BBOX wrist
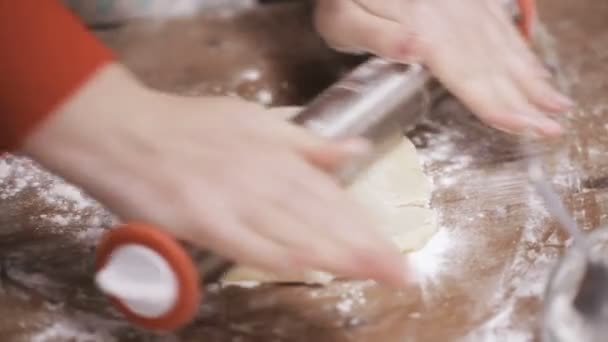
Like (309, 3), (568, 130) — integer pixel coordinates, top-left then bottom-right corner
(22, 62), (153, 182)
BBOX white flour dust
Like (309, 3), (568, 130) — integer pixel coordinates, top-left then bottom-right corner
(75, 227), (108, 244)
(222, 280), (261, 289)
(408, 226), (454, 287)
(43, 183), (95, 211)
(0, 154), (109, 237)
(464, 301), (534, 342)
(28, 310), (150, 342)
(255, 89), (273, 105)
(31, 321), (112, 342)
(240, 68), (261, 82)
(335, 283), (367, 314)
(309, 281), (374, 316)
(413, 125), (475, 189)
(404, 128), (474, 293)
(408, 82), (582, 339)
(462, 160), (577, 341)
(0, 159), (10, 180)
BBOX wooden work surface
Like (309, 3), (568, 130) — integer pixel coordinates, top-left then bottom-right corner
(1, 1), (607, 341)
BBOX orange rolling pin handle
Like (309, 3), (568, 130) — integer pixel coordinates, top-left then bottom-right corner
(96, 222), (201, 331)
(516, 0), (536, 41)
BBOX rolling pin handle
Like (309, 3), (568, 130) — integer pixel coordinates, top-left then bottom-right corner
(95, 223), (201, 331)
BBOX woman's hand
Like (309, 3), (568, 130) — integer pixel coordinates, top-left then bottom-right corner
(23, 63), (409, 287)
(315, 0), (573, 137)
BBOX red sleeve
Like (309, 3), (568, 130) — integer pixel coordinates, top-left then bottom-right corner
(0, 0), (114, 150)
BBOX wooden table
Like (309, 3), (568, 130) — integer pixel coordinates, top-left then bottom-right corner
(1, 1), (607, 340)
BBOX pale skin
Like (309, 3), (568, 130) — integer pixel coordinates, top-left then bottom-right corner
(23, 0), (572, 288)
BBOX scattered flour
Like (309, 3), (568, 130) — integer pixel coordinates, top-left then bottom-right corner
(308, 281), (374, 316)
(0, 159), (11, 181)
(222, 280), (261, 289)
(255, 89), (273, 105)
(408, 226), (454, 287)
(47, 214), (71, 227)
(335, 283), (367, 314)
(31, 321), (111, 342)
(75, 227), (107, 244)
(0, 157), (37, 199)
(409, 90), (580, 339)
(28, 310), (146, 342)
(43, 183), (94, 211)
(462, 172), (572, 340)
(414, 126), (476, 189)
(0, 154), (109, 238)
(7, 269), (58, 289)
(335, 298), (354, 314)
(240, 68), (261, 82)
(464, 302), (534, 342)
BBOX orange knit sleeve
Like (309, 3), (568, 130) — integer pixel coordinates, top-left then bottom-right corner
(0, 0), (114, 150)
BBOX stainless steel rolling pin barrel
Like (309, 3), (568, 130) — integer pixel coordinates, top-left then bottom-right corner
(291, 59), (443, 185)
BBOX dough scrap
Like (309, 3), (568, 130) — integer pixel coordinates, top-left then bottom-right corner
(222, 137), (437, 285)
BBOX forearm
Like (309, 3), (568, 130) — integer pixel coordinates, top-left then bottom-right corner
(0, 0), (114, 151)
(22, 62), (151, 178)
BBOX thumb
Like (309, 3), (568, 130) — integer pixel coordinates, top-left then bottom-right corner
(268, 106), (373, 172)
(287, 124), (372, 172)
(301, 138), (372, 172)
(315, 0), (422, 63)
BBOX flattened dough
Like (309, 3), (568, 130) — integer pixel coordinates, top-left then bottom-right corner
(222, 137), (437, 284)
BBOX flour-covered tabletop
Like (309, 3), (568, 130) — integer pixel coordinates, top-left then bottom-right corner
(1, 1), (608, 341)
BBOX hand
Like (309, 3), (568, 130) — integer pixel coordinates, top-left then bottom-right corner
(315, 0), (573, 137)
(23, 63), (409, 287)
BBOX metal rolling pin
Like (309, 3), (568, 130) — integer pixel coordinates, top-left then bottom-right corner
(292, 59), (443, 185)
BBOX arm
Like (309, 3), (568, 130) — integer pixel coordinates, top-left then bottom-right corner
(0, 1), (409, 287)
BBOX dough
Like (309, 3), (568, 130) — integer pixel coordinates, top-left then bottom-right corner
(222, 137), (437, 285)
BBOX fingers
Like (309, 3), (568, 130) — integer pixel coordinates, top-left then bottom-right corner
(485, 0), (573, 113)
(79, 91), (411, 288)
(420, 0), (571, 137)
(246, 110), (408, 285)
(314, 0), (573, 137)
(448, 71), (561, 136)
(267, 106), (373, 171)
(506, 54), (573, 113)
(268, 119), (371, 172)
(315, 0), (422, 62)
(287, 163), (408, 287)
(240, 153), (409, 287)
(172, 139), (408, 286)
(245, 196), (363, 278)
(300, 138), (371, 172)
